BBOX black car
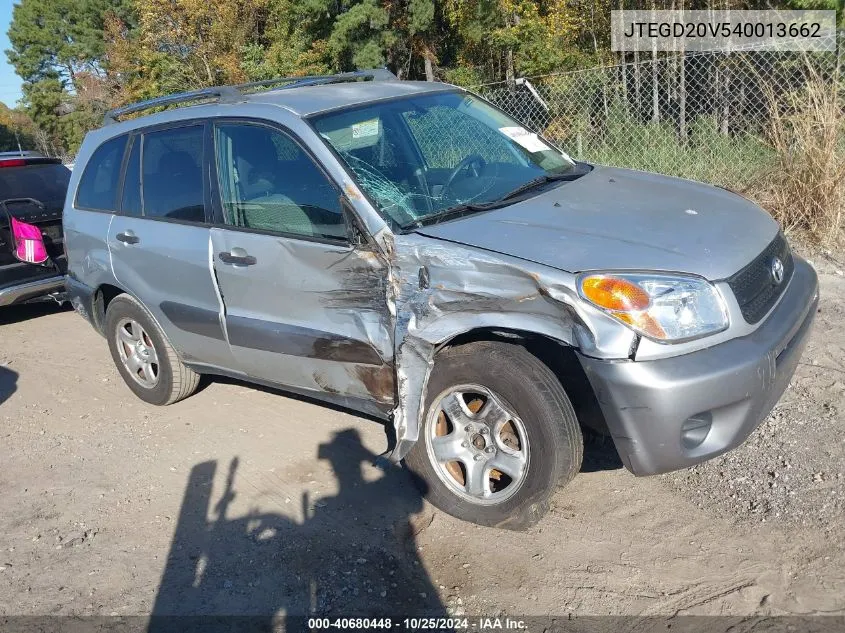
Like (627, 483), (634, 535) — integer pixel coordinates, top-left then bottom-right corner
(0, 155), (70, 306)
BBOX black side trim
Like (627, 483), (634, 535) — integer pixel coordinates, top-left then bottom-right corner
(160, 301), (226, 341)
(227, 315), (384, 366)
(182, 361), (393, 418)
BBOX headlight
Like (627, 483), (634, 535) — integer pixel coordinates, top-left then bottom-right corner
(578, 272), (728, 343)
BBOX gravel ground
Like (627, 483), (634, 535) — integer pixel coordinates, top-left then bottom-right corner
(663, 246), (845, 531)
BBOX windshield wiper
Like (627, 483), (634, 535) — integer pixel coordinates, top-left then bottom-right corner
(411, 200), (500, 228)
(407, 163), (592, 230)
(498, 170), (584, 203)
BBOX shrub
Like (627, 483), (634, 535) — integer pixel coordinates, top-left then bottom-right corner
(754, 64), (844, 245)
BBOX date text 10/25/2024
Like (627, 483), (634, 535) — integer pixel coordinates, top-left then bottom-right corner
(307, 617), (528, 631)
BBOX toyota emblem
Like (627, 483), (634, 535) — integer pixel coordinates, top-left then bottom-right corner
(771, 257), (785, 285)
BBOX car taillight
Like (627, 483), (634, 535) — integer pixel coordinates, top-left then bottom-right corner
(0, 159), (27, 167)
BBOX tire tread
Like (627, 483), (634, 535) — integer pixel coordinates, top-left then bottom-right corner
(405, 340), (583, 530)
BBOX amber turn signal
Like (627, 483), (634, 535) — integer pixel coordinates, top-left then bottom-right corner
(615, 311), (667, 339)
(581, 275), (651, 312)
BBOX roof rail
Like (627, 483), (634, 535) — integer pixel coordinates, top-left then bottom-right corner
(234, 68), (397, 93)
(103, 86), (241, 125)
(102, 68), (397, 125)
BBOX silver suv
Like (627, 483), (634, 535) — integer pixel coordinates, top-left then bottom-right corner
(64, 70), (818, 529)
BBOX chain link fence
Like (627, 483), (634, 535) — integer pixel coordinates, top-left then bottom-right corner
(473, 32), (843, 192)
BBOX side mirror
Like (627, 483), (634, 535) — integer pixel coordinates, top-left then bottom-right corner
(1, 198), (50, 266)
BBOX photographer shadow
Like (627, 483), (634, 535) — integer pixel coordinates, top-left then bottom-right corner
(0, 364), (17, 406)
(149, 428), (446, 631)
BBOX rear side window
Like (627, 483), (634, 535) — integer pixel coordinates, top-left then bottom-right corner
(76, 135), (128, 211)
(0, 163), (71, 210)
(141, 126), (205, 222)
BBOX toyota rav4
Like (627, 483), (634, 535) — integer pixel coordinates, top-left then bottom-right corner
(63, 71), (818, 528)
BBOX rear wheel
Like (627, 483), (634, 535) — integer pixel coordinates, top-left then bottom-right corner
(405, 341), (583, 530)
(104, 294), (199, 405)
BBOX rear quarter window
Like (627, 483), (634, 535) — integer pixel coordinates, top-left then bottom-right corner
(75, 135), (128, 211)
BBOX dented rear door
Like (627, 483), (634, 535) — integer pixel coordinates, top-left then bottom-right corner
(208, 120), (394, 410)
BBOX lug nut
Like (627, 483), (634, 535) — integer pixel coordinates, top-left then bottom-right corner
(461, 441), (469, 448)
(485, 446), (495, 454)
(479, 427), (489, 434)
(473, 454), (483, 461)
(464, 425), (472, 432)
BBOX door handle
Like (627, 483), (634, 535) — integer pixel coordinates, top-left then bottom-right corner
(219, 251), (257, 266)
(116, 231), (139, 245)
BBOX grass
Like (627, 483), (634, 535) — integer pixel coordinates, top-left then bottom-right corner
(542, 114), (777, 191)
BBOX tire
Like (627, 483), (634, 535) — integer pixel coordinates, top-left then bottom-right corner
(104, 293), (200, 406)
(405, 341), (583, 530)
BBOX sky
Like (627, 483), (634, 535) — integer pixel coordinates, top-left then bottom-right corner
(0, 0), (21, 108)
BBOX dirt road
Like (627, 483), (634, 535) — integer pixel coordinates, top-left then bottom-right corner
(0, 254), (843, 624)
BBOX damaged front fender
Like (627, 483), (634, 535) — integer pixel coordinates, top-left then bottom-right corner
(384, 232), (637, 462)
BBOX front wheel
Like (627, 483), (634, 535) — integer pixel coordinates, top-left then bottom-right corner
(405, 341), (583, 530)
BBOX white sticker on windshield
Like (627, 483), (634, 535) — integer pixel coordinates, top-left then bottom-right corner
(352, 118), (381, 139)
(499, 126), (551, 153)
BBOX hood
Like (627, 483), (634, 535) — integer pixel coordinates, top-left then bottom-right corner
(414, 166), (779, 280)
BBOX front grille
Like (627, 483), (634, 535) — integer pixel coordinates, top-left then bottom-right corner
(727, 232), (794, 324)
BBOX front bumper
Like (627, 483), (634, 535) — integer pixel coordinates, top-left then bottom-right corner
(578, 256), (818, 476)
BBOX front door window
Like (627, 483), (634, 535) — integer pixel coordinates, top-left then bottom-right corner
(214, 123), (346, 241)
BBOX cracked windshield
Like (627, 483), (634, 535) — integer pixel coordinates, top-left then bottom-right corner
(312, 91), (577, 227)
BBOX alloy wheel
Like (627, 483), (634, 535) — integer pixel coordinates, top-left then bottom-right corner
(115, 318), (160, 388)
(425, 384), (530, 505)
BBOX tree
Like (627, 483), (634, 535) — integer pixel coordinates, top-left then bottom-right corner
(0, 104), (37, 152)
(785, 0), (844, 28)
(21, 75), (66, 156)
(445, 0), (591, 83)
(6, 0), (135, 156)
(7, 0), (133, 84)
(271, 0), (457, 80)
(325, 0), (393, 69)
(130, 0), (270, 89)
